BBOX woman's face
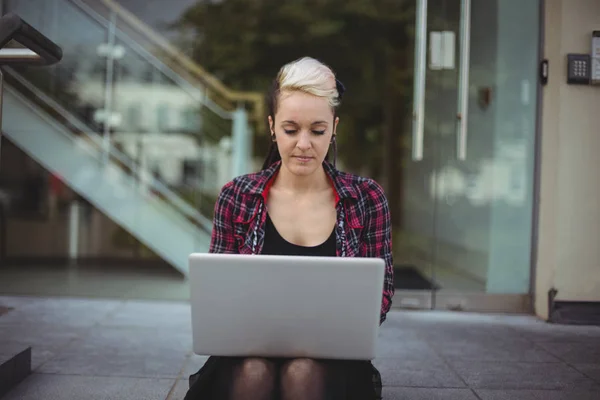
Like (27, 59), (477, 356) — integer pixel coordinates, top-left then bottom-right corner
(269, 90), (339, 177)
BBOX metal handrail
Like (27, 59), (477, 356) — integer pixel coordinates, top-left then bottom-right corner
(67, 0), (233, 121)
(3, 66), (213, 233)
(93, 0), (264, 107)
(0, 13), (62, 66)
(0, 12), (64, 179)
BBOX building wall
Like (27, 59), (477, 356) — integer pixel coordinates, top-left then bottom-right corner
(535, 0), (600, 319)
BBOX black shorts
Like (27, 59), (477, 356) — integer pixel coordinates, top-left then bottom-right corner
(184, 355), (383, 400)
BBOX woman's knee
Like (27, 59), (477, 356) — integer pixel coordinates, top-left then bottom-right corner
(237, 357), (276, 382)
(281, 358), (325, 384)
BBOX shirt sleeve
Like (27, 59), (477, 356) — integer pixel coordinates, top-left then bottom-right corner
(363, 179), (395, 325)
(208, 181), (238, 254)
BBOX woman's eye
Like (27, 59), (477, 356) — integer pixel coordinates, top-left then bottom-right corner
(283, 129), (325, 135)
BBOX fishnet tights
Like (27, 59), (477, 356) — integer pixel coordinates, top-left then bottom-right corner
(224, 358), (327, 400)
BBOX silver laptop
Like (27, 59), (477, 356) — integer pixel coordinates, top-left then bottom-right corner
(188, 253), (385, 360)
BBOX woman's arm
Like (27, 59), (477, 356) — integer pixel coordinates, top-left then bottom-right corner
(208, 181), (238, 254)
(363, 180), (395, 324)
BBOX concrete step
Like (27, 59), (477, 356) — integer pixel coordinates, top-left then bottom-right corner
(0, 307), (32, 398)
(0, 345), (32, 398)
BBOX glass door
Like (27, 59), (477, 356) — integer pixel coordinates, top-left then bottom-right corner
(397, 0), (541, 312)
(394, 0), (459, 309)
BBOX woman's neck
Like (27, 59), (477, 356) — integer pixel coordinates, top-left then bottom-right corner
(274, 163), (330, 194)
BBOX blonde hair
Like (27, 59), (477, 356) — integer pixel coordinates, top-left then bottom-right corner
(275, 57), (340, 109)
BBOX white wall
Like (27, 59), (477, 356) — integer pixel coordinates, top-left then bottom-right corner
(535, 0), (600, 319)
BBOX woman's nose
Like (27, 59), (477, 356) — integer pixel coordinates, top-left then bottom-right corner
(296, 132), (311, 150)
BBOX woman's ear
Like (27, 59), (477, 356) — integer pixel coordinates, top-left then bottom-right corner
(333, 116), (340, 136)
(268, 115), (275, 136)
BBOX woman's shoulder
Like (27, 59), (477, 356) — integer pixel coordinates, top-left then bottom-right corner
(217, 168), (272, 199)
(334, 169), (388, 204)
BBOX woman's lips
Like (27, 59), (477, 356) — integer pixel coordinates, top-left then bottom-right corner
(294, 156), (313, 162)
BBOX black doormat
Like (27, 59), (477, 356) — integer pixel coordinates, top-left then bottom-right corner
(0, 306), (14, 317)
(393, 265), (439, 290)
(550, 301), (600, 326)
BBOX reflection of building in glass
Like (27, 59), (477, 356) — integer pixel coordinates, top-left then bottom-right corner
(72, 80), (203, 134)
(429, 139), (528, 207)
(70, 79), (232, 195)
(110, 133), (233, 195)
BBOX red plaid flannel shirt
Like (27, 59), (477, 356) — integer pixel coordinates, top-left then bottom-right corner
(209, 161), (394, 324)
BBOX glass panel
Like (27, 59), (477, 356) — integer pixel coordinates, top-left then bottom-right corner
(0, 140), (75, 260)
(432, 0), (540, 294)
(422, 0), (471, 293)
(5, 0), (108, 131)
(109, 31), (231, 217)
(2, 0), (228, 222)
(2, 0), (225, 266)
(396, 0), (438, 294)
(1, 0), (539, 300)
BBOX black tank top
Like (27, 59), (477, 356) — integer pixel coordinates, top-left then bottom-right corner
(261, 213), (336, 257)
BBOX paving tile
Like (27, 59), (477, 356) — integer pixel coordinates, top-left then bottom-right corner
(0, 343), (28, 356)
(102, 300), (191, 331)
(29, 346), (59, 370)
(1, 373), (175, 400)
(536, 342), (600, 364)
(124, 279), (190, 302)
(77, 326), (192, 353)
(38, 350), (187, 379)
(0, 324), (85, 348)
(476, 389), (600, 400)
(166, 379), (189, 400)
(376, 337), (443, 362)
(509, 322), (600, 343)
(573, 364), (600, 383)
(0, 342), (63, 370)
(378, 323), (423, 342)
(430, 336), (558, 363)
(37, 329), (190, 379)
(0, 297), (121, 328)
(373, 358), (465, 388)
(382, 387), (479, 399)
(110, 300), (190, 317)
(7, 296), (121, 312)
(34, 326), (190, 378)
(2, 296), (599, 399)
(56, 271), (141, 297)
(419, 324), (522, 342)
(451, 361), (600, 390)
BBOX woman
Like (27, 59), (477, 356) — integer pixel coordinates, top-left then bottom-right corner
(185, 56), (394, 400)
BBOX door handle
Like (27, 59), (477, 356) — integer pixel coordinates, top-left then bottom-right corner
(456, 0), (471, 161)
(412, 0), (428, 161)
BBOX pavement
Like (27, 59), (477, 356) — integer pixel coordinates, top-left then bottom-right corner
(0, 295), (599, 400)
